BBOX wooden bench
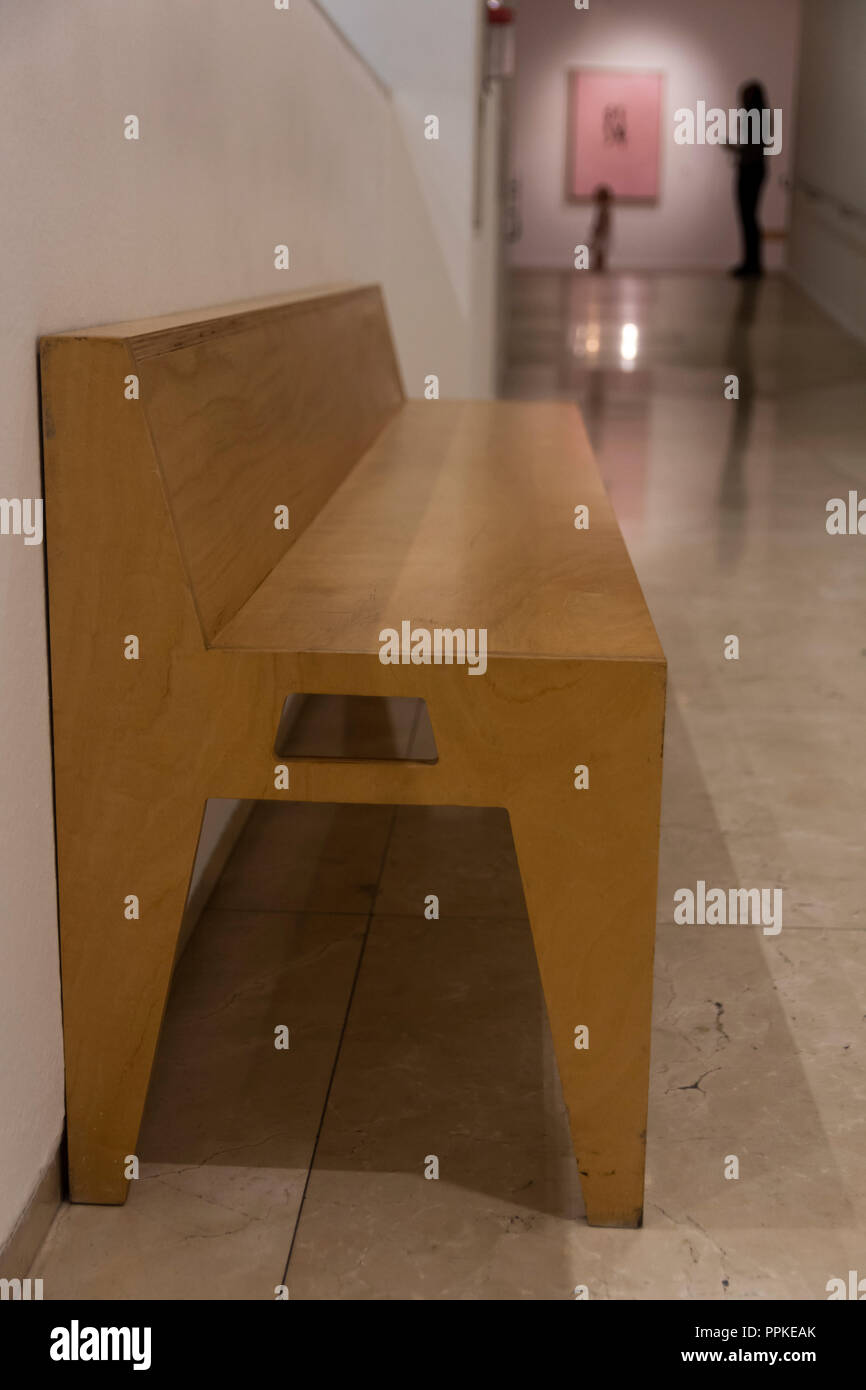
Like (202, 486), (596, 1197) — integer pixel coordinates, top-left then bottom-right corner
(40, 284), (666, 1229)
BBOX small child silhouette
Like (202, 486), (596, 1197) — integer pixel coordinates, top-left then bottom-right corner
(589, 185), (613, 272)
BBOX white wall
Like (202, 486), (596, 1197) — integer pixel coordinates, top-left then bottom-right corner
(318, 0), (479, 304)
(319, 0), (500, 395)
(788, 0), (866, 342)
(0, 0), (477, 1251)
(509, 0), (801, 271)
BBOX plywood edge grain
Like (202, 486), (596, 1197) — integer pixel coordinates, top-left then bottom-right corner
(38, 282), (365, 352)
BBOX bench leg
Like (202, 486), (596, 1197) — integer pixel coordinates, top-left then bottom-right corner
(58, 791), (205, 1204)
(510, 804), (659, 1227)
(506, 675), (664, 1228)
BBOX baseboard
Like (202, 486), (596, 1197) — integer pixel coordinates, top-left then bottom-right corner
(783, 265), (866, 348)
(0, 1142), (63, 1280)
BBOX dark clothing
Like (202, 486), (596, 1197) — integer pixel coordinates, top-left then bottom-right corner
(736, 162), (766, 273)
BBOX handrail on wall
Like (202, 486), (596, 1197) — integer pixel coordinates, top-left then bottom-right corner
(785, 176), (866, 230)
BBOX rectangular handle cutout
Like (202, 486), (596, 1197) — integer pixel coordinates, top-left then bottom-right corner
(273, 694), (438, 763)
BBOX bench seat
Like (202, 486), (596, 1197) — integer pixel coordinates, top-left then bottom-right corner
(214, 399), (662, 662)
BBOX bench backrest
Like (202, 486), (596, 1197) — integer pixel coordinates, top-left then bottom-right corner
(127, 284), (403, 641)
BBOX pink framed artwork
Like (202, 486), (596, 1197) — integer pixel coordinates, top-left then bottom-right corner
(567, 69), (663, 202)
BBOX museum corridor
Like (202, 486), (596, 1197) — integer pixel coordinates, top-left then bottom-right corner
(30, 271), (866, 1300)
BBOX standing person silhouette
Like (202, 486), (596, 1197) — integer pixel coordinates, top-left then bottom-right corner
(729, 81), (769, 278)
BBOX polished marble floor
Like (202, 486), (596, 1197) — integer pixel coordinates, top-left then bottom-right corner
(33, 272), (866, 1299)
